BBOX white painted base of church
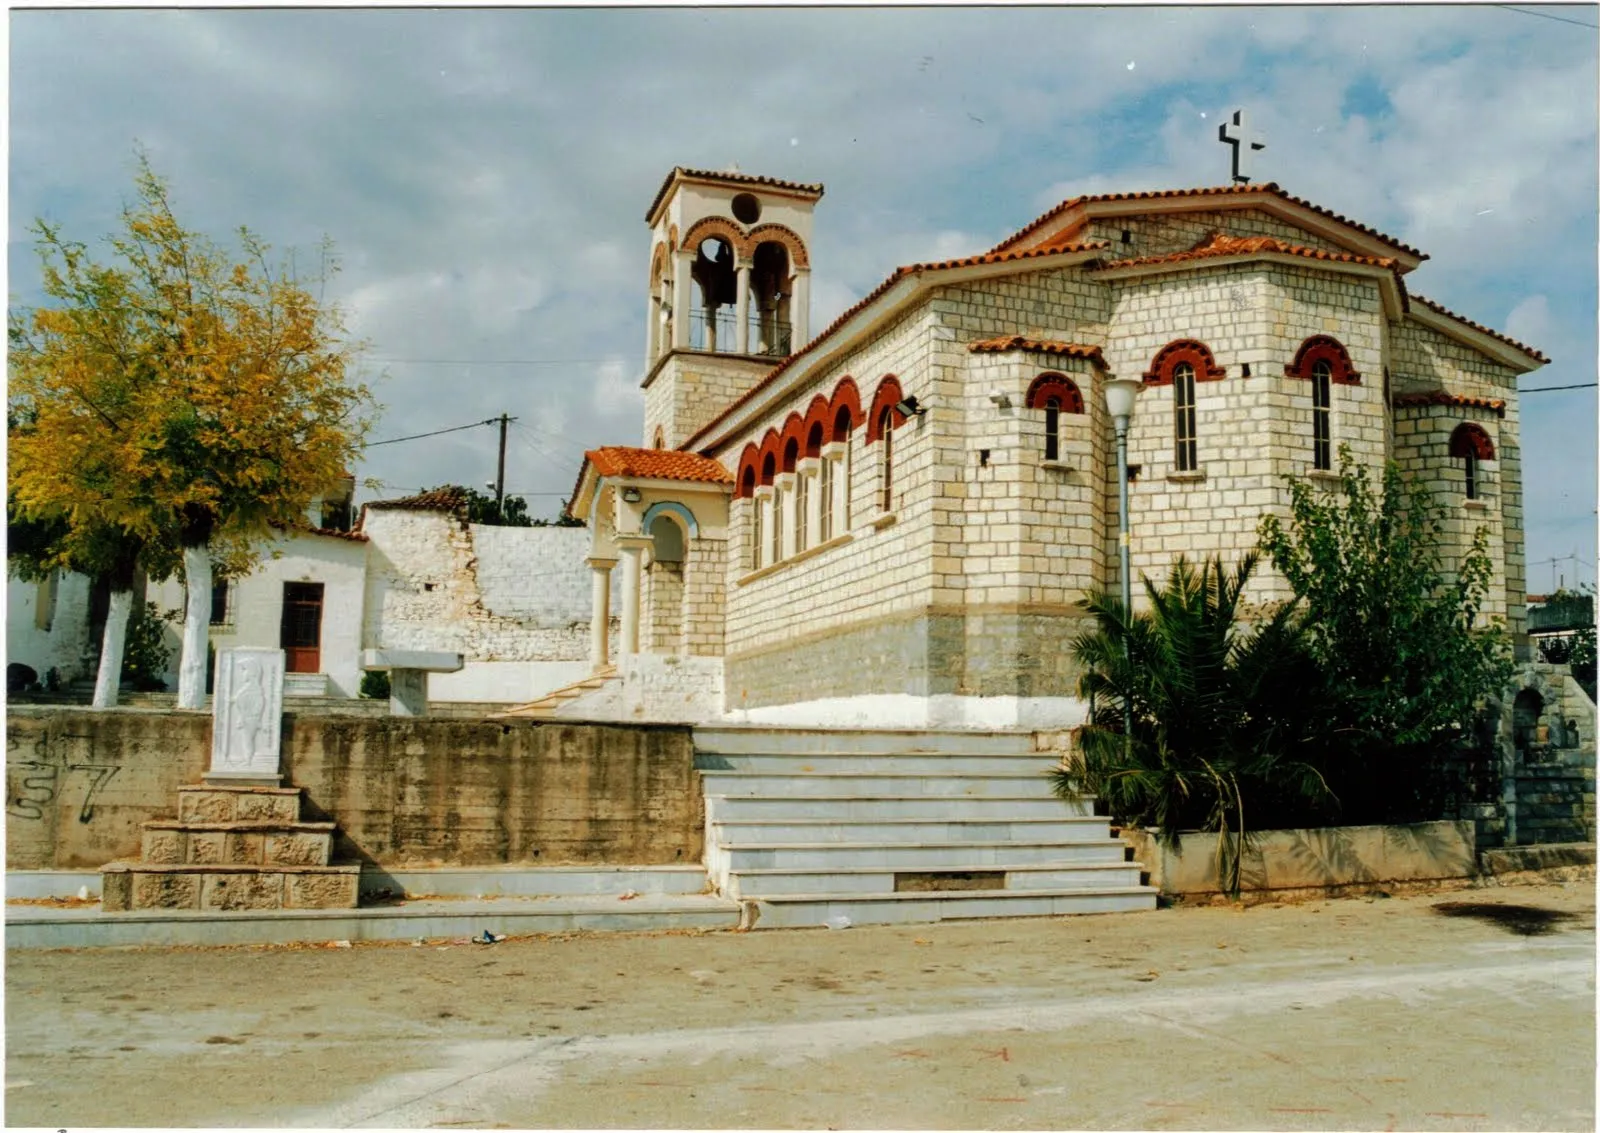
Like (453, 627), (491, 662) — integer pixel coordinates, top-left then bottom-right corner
(724, 692), (1091, 732)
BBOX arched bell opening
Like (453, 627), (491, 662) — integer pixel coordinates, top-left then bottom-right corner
(690, 237), (739, 352)
(750, 241), (793, 357)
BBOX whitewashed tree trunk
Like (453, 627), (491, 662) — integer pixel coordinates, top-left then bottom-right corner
(176, 542), (211, 710)
(92, 588), (134, 709)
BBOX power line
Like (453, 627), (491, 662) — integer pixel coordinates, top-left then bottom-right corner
(368, 419), (499, 448)
(368, 357), (612, 366)
(1491, 4), (1600, 29)
(1522, 382), (1598, 393)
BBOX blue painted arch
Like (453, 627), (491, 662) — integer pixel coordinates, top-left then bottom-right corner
(641, 500), (699, 539)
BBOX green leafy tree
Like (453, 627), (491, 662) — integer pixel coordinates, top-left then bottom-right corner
(1258, 448), (1513, 823)
(9, 152), (377, 709)
(1051, 554), (1333, 893)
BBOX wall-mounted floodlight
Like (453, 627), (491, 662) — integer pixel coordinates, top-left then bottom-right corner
(894, 396), (926, 418)
(988, 389), (1012, 409)
(621, 487), (642, 503)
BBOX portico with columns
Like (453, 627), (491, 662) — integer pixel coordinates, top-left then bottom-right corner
(568, 446), (733, 672)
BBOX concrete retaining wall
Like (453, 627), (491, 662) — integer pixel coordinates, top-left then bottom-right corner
(1121, 820), (1477, 897)
(5, 708), (702, 870)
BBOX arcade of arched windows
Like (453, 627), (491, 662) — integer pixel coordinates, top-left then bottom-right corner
(734, 374), (899, 573)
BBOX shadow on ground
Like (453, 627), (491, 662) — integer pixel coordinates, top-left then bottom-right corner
(1431, 901), (1578, 936)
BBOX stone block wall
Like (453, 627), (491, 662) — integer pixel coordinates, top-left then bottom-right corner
(362, 509), (607, 665)
(721, 305), (941, 684)
(6, 707), (702, 869)
(1390, 318), (1525, 643)
(644, 351), (774, 450)
(1392, 401), (1511, 623)
(1103, 262), (1387, 608)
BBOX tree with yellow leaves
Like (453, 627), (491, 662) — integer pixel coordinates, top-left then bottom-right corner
(9, 153), (376, 708)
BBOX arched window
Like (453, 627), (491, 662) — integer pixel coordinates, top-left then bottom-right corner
(1024, 373), (1084, 462)
(652, 426), (666, 450)
(808, 422), (829, 544)
(879, 406), (896, 512)
(1144, 341), (1221, 473)
(1174, 362), (1197, 472)
(795, 466), (810, 553)
(740, 465), (760, 570)
(1449, 423), (1496, 501)
(1311, 359), (1332, 471)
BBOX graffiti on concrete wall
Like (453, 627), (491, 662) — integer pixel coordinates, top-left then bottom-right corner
(6, 729), (121, 824)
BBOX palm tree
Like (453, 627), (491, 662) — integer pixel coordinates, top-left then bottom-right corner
(1052, 553), (1333, 893)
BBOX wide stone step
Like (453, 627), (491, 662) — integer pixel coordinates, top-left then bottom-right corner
(700, 771), (1060, 799)
(177, 786), (303, 824)
(100, 862), (359, 912)
(747, 886), (1158, 929)
(140, 822), (336, 867)
(694, 752), (1057, 775)
(726, 861), (1144, 898)
(719, 840), (1131, 871)
(709, 817), (1112, 845)
(694, 727), (1036, 756)
(707, 794), (1089, 822)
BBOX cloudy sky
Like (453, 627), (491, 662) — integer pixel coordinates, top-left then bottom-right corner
(9, 4), (1597, 587)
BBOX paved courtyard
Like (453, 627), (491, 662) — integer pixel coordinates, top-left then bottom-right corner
(6, 879), (1594, 1130)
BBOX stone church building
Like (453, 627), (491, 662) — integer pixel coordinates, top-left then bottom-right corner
(556, 166), (1546, 729)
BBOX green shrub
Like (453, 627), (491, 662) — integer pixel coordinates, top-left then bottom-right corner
(360, 669), (391, 699)
(120, 601), (177, 691)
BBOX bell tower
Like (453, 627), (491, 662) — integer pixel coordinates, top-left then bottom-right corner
(642, 167), (823, 450)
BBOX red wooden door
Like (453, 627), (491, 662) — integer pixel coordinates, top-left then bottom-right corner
(280, 582), (324, 673)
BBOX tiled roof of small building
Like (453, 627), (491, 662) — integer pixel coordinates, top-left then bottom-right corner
(364, 486), (471, 514)
(1391, 391), (1508, 417)
(585, 446), (734, 484)
(990, 183), (1427, 261)
(1409, 295), (1550, 363)
(646, 167), (826, 222)
(969, 337), (1105, 362)
(269, 521), (371, 542)
(683, 241), (1109, 450)
(1097, 232), (1398, 272)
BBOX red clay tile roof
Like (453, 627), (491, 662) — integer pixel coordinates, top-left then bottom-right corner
(1409, 295), (1550, 364)
(1097, 231), (1398, 272)
(364, 486), (471, 514)
(585, 446), (734, 484)
(269, 521), (370, 542)
(646, 167), (825, 223)
(681, 241), (1109, 451)
(991, 183), (1427, 262)
(900, 240), (1110, 275)
(1391, 391), (1508, 417)
(969, 337), (1105, 362)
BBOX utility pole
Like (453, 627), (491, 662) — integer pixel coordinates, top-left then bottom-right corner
(494, 413), (512, 520)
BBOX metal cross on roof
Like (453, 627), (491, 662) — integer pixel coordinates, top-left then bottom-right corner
(1219, 109), (1266, 184)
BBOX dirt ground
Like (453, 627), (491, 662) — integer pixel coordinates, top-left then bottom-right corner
(6, 878), (1595, 1130)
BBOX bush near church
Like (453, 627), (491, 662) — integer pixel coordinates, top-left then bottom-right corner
(1061, 449), (1513, 891)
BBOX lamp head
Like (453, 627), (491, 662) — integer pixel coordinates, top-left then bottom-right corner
(1101, 377), (1143, 425)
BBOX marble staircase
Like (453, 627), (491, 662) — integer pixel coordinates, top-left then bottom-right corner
(695, 727), (1157, 928)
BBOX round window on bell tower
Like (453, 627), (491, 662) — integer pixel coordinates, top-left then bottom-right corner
(731, 193), (762, 224)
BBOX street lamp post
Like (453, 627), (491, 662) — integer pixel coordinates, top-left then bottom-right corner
(1102, 376), (1144, 756)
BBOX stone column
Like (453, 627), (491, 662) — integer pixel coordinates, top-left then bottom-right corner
(735, 262), (752, 354)
(775, 471), (798, 560)
(617, 537), (651, 655)
(389, 669), (428, 718)
(671, 250), (694, 350)
(588, 558), (616, 671)
(799, 457), (823, 549)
